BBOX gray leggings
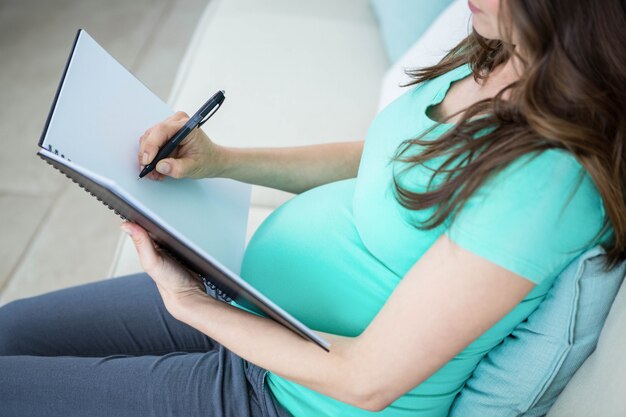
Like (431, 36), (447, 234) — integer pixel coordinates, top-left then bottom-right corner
(0, 273), (293, 417)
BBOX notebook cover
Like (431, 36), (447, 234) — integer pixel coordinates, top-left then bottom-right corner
(36, 29), (330, 351)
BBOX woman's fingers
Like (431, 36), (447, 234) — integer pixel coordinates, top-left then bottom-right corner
(140, 122), (179, 163)
(135, 111), (215, 181)
(170, 111), (189, 121)
(120, 222), (162, 275)
(137, 115), (189, 174)
(155, 157), (194, 179)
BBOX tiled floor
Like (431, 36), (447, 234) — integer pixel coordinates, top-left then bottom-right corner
(0, 0), (208, 305)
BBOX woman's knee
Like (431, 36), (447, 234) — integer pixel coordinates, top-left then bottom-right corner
(0, 298), (39, 356)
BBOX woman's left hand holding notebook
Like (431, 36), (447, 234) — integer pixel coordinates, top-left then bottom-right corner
(120, 220), (211, 319)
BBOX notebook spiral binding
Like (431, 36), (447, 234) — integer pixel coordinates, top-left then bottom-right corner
(39, 153), (127, 221)
(40, 150), (234, 304)
(200, 276), (234, 303)
(47, 144), (71, 162)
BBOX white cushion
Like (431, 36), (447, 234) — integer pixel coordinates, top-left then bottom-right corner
(546, 277), (626, 416)
(168, 0), (388, 207)
(377, 0), (471, 111)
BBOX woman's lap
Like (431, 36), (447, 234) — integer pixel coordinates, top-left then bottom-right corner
(0, 349), (257, 417)
(0, 273), (289, 417)
(0, 273), (214, 357)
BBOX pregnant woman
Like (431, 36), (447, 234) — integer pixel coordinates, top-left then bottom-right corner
(1, 0), (625, 416)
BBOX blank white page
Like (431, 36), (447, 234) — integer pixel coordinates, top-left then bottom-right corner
(41, 30), (250, 274)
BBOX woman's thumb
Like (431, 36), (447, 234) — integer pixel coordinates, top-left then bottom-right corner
(156, 158), (189, 179)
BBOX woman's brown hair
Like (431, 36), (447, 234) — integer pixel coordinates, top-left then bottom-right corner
(393, 0), (626, 270)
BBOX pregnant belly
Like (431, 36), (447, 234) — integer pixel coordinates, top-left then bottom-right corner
(240, 178), (399, 336)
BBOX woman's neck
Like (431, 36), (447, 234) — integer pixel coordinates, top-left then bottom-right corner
(428, 58), (521, 124)
(482, 57), (521, 92)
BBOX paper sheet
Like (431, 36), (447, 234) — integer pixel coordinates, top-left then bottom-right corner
(40, 30), (250, 274)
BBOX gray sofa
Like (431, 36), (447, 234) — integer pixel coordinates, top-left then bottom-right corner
(109, 1), (626, 415)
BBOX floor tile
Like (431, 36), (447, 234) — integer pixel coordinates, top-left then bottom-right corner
(0, 193), (54, 291)
(0, 0), (168, 196)
(0, 184), (123, 305)
(0, 0), (210, 304)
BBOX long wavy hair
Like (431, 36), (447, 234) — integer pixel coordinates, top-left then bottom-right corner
(393, 0), (626, 270)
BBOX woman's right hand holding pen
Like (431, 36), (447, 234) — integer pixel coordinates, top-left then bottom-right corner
(139, 111), (364, 194)
(138, 111), (227, 181)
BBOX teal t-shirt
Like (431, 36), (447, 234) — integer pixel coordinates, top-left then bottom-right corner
(237, 64), (610, 416)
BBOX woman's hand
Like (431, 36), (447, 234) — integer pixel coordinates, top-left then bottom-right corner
(120, 221), (209, 318)
(139, 111), (228, 181)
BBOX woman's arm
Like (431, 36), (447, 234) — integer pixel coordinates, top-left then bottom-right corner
(218, 142), (363, 194)
(138, 112), (363, 194)
(122, 222), (536, 412)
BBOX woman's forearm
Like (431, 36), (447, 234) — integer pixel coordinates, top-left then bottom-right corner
(217, 141), (363, 194)
(174, 293), (378, 410)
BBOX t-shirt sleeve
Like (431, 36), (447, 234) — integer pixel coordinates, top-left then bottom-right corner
(444, 150), (606, 285)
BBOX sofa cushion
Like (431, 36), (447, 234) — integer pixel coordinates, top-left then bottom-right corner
(448, 245), (626, 416)
(368, 0), (454, 63)
(546, 264), (626, 416)
(377, 0), (472, 111)
(168, 0), (388, 208)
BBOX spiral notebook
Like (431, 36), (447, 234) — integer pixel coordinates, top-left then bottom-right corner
(37, 29), (330, 351)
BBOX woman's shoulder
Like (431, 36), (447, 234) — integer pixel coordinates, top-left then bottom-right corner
(447, 147), (609, 285)
(484, 148), (605, 221)
(505, 148), (589, 185)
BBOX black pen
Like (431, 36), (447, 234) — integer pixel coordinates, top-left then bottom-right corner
(139, 90), (226, 179)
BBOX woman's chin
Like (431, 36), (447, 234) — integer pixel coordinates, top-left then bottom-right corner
(471, 16), (500, 40)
